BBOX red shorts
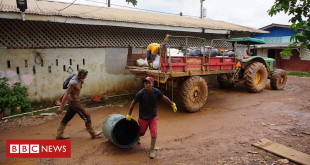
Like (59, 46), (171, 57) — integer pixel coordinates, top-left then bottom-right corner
(138, 116), (158, 137)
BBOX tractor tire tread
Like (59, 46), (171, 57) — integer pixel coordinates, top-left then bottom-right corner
(270, 69), (287, 90)
(243, 62), (267, 93)
(179, 76), (208, 113)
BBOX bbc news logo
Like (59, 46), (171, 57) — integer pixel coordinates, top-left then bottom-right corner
(10, 144), (67, 153)
(6, 140), (71, 158)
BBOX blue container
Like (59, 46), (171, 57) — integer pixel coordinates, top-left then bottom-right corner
(102, 114), (140, 148)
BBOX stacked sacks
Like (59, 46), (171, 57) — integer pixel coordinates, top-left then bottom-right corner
(224, 51), (235, 57)
(205, 48), (221, 57)
(183, 47), (221, 57)
(188, 47), (202, 56)
(136, 58), (149, 67)
(181, 47), (203, 56)
(179, 47), (235, 57)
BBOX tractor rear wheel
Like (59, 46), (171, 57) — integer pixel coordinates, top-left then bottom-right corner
(270, 69), (287, 90)
(243, 62), (267, 93)
(179, 76), (208, 113)
(217, 73), (235, 88)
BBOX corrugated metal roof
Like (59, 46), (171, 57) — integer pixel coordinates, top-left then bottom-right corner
(0, 0), (268, 33)
(259, 23), (303, 30)
(256, 42), (300, 48)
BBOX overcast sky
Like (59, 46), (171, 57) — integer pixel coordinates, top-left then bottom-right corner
(52, 0), (292, 29)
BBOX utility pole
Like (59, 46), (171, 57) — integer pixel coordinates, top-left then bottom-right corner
(200, 0), (204, 18)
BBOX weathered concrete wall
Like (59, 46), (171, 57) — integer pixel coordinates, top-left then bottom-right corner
(132, 48), (147, 54)
(105, 48), (128, 75)
(0, 48), (141, 102)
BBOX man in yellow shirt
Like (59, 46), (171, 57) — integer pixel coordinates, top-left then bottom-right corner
(147, 43), (160, 69)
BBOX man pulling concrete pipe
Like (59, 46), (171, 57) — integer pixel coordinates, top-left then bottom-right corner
(126, 77), (177, 159)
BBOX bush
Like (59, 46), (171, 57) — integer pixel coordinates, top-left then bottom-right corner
(0, 77), (12, 112)
(0, 77), (31, 113)
(12, 82), (31, 112)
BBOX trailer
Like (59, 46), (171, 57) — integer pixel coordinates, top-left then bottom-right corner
(126, 35), (238, 113)
(127, 35), (287, 113)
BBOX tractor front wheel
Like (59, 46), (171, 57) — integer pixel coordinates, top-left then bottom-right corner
(179, 76), (208, 113)
(243, 62), (267, 93)
(270, 69), (287, 90)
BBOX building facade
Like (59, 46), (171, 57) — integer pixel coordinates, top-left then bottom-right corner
(251, 24), (310, 72)
(0, 0), (265, 102)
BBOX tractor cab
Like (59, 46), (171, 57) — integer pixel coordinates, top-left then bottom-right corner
(227, 37), (266, 57)
(227, 37), (276, 72)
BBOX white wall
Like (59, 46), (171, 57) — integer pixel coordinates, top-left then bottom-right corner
(0, 48), (141, 102)
(257, 49), (268, 57)
(235, 47), (247, 59)
(300, 45), (310, 60)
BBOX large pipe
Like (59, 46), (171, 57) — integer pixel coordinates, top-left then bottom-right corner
(102, 114), (140, 148)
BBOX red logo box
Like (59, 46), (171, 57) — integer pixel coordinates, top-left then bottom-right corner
(6, 140), (71, 158)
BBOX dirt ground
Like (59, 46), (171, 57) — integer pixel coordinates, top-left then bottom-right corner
(0, 76), (310, 165)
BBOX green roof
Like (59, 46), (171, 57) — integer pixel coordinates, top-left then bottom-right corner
(227, 37), (266, 45)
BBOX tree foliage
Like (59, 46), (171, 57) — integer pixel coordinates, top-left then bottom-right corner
(268, 0), (310, 56)
(126, 0), (137, 6)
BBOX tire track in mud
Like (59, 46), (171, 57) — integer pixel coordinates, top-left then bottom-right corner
(173, 133), (195, 142)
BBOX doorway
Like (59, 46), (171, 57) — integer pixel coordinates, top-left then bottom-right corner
(268, 49), (276, 59)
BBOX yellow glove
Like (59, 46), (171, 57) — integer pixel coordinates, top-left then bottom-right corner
(171, 103), (177, 113)
(150, 63), (153, 68)
(126, 114), (132, 121)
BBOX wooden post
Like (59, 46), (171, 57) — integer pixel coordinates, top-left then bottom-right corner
(202, 39), (206, 72)
(208, 40), (214, 71)
(168, 44), (174, 102)
(172, 73), (174, 102)
(158, 44), (162, 87)
(234, 41), (237, 70)
(221, 41), (224, 71)
(185, 38), (188, 72)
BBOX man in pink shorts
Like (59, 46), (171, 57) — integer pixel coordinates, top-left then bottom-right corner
(126, 77), (177, 159)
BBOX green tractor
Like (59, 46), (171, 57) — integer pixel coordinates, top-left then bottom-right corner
(217, 37), (287, 92)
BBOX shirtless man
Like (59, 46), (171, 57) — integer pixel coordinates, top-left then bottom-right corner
(56, 68), (102, 139)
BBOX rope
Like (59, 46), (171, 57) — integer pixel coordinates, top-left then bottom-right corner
(57, 0), (77, 11)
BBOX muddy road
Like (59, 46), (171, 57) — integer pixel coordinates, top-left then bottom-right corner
(0, 76), (310, 165)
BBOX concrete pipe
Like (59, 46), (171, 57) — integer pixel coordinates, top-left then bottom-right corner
(102, 114), (140, 148)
